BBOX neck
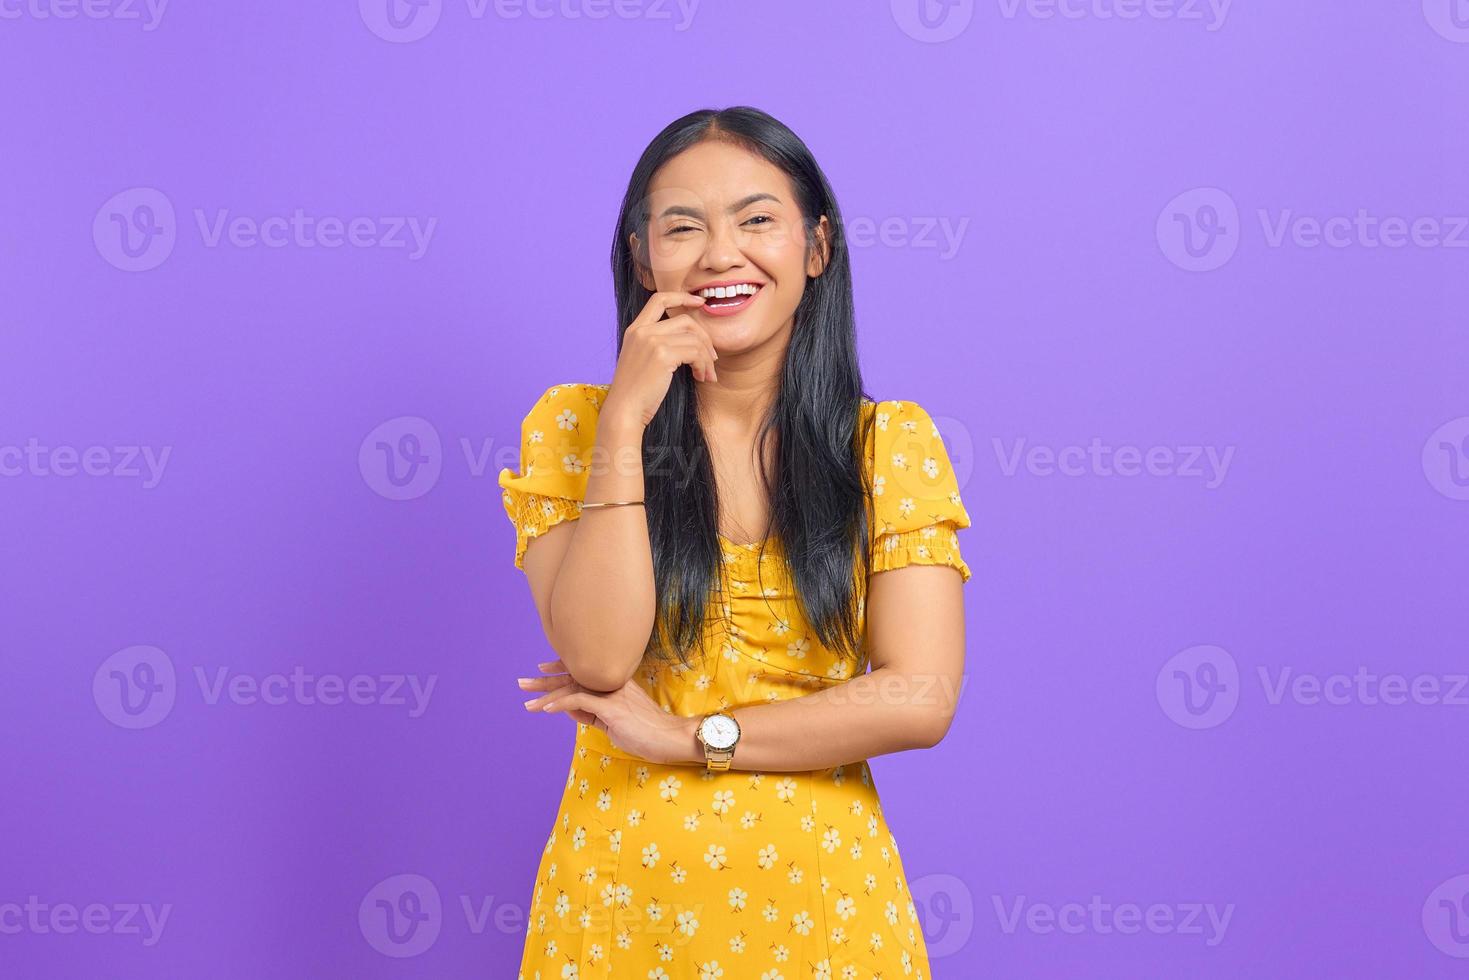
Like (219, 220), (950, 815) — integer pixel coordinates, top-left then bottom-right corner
(696, 322), (789, 436)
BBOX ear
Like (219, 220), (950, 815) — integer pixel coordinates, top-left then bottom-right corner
(806, 215), (832, 278)
(629, 231), (657, 292)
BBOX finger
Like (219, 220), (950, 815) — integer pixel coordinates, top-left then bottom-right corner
(542, 691), (594, 717)
(658, 315), (720, 379)
(517, 675), (567, 693)
(536, 659), (567, 674)
(535, 682), (594, 712)
(683, 317), (721, 370)
(523, 681), (579, 710)
(662, 337), (718, 384)
(632, 291), (707, 330)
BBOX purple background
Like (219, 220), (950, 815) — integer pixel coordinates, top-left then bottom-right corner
(3, 1), (1467, 976)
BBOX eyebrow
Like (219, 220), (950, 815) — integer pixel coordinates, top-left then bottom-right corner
(658, 193), (781, 220)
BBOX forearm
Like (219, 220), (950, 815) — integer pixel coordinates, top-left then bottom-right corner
(670, 665), (963, 771)
(547, 412), (655, 691)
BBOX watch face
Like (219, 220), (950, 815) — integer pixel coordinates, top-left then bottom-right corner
(700, 714), (739, 750)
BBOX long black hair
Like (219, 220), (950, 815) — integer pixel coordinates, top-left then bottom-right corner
(611, 106), (875, 670)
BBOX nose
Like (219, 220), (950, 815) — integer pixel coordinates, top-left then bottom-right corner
(699, 217), (745, 273)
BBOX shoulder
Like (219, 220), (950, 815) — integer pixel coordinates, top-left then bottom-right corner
(499, 382), (610, 493)
(519, 381), (611, 422)
(863, 397), (941, 434)
(861, 397), (950, 467)
(862, 396), (970, 534)
(513, 381), (611, 441)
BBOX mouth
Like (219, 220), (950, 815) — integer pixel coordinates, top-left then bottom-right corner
(696, 282), (764, 317)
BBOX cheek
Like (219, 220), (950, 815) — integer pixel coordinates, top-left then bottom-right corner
(751, 236), (811, 281)
(647, 237), (702, 278)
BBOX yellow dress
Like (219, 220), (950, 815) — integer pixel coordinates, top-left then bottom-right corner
(498, 382), (971, 980)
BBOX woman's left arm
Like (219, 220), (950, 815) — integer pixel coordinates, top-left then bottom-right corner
(522, 562), (966, 771)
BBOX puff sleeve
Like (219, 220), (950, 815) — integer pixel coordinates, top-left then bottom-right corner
(868, 399), (973, 583)
(496, 382), (605, 570)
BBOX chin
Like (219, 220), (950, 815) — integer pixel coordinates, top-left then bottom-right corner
(703, 320), (764, 348)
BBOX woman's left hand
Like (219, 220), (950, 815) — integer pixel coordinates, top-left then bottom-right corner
(518, 659), (695, 765)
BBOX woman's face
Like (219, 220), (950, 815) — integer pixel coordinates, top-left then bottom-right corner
(632, 139), (829, 356)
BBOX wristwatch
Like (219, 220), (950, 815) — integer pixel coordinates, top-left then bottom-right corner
(694, 711), (741, 771)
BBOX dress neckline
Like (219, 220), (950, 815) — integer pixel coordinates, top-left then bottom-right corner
(718, 531), (775, 550)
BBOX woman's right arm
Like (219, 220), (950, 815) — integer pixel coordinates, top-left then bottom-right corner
(518, 292), (719, 692)
(520, 405), (656, 692)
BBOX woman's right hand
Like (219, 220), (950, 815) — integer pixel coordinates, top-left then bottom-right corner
(603, 292), (720, 429)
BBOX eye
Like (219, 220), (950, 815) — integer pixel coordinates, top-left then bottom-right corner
(743, 215), (773, 227)
(666, 224), (699, 235)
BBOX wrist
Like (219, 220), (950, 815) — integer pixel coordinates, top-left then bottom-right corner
(597, 397), (649, 439)
(676, 714), (703, 765)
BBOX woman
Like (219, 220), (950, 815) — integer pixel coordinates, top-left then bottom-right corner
(498, 106), (971, 979)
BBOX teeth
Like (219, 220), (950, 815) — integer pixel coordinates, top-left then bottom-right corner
(701, 284), (759, 300)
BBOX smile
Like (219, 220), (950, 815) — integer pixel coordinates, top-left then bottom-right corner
(696, 282), (763, 317)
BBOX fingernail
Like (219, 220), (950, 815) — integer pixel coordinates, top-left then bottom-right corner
(523, 698), (538, 709)
(517, 678), (531, 688)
